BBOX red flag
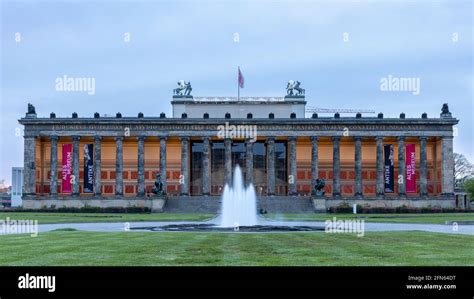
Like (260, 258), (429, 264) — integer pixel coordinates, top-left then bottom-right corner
(238, 67), (244, 88)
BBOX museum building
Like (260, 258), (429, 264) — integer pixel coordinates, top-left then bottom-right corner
(19, 86), (460, 211)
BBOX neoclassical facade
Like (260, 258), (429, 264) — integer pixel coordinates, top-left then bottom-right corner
(19, 96), (459, 211)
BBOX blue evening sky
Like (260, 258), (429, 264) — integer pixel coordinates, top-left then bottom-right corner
(0, 0), (472, 184)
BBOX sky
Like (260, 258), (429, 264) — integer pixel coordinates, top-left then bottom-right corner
(0, 0), (472, 184)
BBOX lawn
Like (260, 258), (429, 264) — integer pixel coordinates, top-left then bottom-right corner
(0, 212), (214, 224)
(263, 213), (474, 224)
(0, 231), (472, 266)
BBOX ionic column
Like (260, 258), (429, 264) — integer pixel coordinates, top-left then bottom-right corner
(160, 136), (167, 195)
(49, 136), (58, 196)
(267, 137), (275, 196)
(202, 137), (210, 195)
(245, 138), (254, 186)
(441, 136), (454, 197)
(23, 136), (37, 197)
(419, 136), (428, 197)
(354, 136), (363, 197)
(376, 136), (384, 197)
(288, 136), (297, 196)
(224, 138), (232, 185)
(115, 137), (123, 196)
(72, 136), (80, 196)
(137, 136), (146, 196)
(180, 137), (189, 195)
(311, 136), (319, 196)
(332, 136), (341, 197)
(94, 136), (102, 196)
(397, 136), (406, 197)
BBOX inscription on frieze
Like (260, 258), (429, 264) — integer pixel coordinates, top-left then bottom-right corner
(38, 123), (451, 132)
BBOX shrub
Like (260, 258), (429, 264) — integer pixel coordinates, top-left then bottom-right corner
(3, 206), (151, 214)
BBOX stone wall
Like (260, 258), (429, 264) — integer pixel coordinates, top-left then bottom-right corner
(20, 196), (458, 214)
(319, 197), (456, 211)
(22, 198), (166, 212)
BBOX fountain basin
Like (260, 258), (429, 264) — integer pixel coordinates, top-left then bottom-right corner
(131, 223), (325, 232)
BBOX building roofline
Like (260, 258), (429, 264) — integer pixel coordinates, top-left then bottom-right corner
(18, 116), (459, 126)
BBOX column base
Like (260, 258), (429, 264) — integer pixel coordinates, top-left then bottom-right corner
(332, 193), (341, 198)
(354, 192), (363, 199)
(267, 192), (275, 196)
(202, 192), (210, 196)
(376, 192), (385, 199)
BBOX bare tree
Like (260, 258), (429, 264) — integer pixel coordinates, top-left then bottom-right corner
(454, 153), (474, 187)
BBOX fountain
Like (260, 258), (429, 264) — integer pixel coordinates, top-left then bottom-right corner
(220, 165), (257, 227)
(131, 166), (324, 232)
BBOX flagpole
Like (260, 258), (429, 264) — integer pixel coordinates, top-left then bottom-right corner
(238, 66), (240, 101)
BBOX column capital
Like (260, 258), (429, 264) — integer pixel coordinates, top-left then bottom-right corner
(311, 136), (320, 142)
(288, 136), (297, 142)
(353, 136), (362, 141)
(50, 135), (59, 141)
(159, 136), (168, 141)
(375, 136), (384, 141)
(93, 135), (102, 141)
(419, 136), (428, 141)
(115, 136), (123, 141)
(137, 136), (147, 141)
(72, 135), (81, 141)
(180, 136), (190, 142)
(245, 137), (255, 143)
(202, 136), (210, 141)
(442, 136), (454, 140)
(266, 136), (275, 142)
(23, 135), (37, 139)
(397, 136), (405, 141)
(332, 136), (340, 142)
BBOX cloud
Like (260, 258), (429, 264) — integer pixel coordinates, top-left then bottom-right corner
(0, 0), (472, 183)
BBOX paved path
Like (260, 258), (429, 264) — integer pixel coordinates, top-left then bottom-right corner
(1, 218), (473, 235)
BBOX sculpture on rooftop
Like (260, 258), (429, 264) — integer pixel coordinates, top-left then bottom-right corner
(27, 103), (36, 114)
(173, 80), (192, 96)
(440, 103), (452, 118)
(441, 103), (450, 114)
(286, 80), (305, 96)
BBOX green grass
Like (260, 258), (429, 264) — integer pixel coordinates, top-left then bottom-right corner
(0, 212), (214, 224)
(0, 231), (472, 266)
(264, 213), (474, 224)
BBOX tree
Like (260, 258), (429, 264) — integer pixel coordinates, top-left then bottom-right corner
(454, 153), (474, 187)
(463, 178), (474, 201)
